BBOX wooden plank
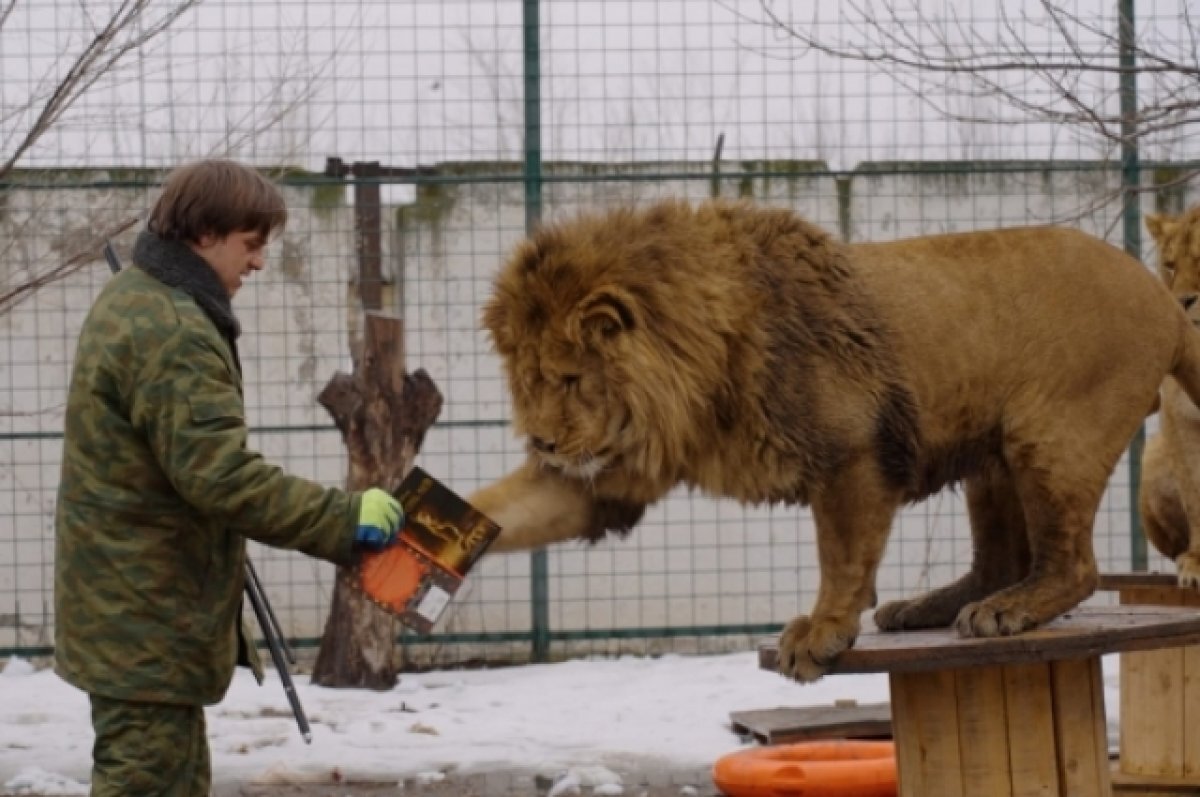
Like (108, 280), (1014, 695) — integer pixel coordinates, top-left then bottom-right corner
(1099, 573), (1180, 591)
(1183, 644), (1200, 778)
(1121, 648), (1184, 777)
(1051, 657), (1112, 797)
(1119, 589), (1184, 780)
(1004, 662), (1060, 796)
(1120, 587), (1188, 607)
(1102, 573), (1200, 607)
(890, 673), (923, 797)
(1107, 575), (1200, 782)
(1112, 768), (1200, 794)
(953, 666), (1012, 797)
(758, 606), (1200, 675)
(1115, 575), (1189, 780)
(728, 703), (891, 745)
(1090, 654), (1117, 797)
(891, 670), (964, 797)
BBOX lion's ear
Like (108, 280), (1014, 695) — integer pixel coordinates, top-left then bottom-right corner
(1147, 213), (1178, 244)
(575, 287), (637, 344)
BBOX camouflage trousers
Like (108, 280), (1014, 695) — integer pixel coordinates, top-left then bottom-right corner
(89, 694), (211, 796)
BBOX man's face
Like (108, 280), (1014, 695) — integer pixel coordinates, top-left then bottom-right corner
(189, 229), (269, 297)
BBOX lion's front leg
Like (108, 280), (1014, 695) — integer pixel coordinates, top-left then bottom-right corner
(468, 459), (598, 552)
(779, 463), (900, 683)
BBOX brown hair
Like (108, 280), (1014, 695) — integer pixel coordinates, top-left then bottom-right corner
(146, 159), (288, 242)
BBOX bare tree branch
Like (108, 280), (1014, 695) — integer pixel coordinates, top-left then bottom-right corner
(0, 215), (139, 315)
(0, 1), (201, 180)
(214, 37), (342, 161)
(0, 0), (17, 30)
(1, 1), (351, 315)
(725, 0), (1200, 157)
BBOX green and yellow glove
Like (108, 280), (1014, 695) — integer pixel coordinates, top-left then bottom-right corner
(354, 488), (404, 550)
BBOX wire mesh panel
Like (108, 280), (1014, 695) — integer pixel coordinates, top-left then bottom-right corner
(2, 1), (1198, 667)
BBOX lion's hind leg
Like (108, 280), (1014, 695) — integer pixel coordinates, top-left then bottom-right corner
(1139, 431), (1198, 585)
(875, 462), (1030, 631)
(1156, 395), (1200, 589)
(954, 439), (1104, 638)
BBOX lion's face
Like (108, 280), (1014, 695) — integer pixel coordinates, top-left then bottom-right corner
(1148, 209), (1200, 308)
(481, 229), (649, 480)
(482, 205), (724, 482)
(501, 332), (633, 479)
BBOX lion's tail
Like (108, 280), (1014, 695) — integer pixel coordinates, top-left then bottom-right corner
(1171, 318), (1200, 407)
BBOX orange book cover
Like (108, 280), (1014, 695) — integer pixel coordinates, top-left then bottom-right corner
(356, 467), (501, 634)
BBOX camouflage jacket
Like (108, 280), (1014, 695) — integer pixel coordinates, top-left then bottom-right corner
(55, 231), (360, 706)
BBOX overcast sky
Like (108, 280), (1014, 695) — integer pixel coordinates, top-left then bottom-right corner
(4, 1), (1198, 172)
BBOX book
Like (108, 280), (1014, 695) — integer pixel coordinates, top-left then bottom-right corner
(356, 467), (501, 634)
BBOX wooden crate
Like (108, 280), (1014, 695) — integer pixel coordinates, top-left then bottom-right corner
(760, 605), (1200, 797)
(1100, 574), (1200, 795)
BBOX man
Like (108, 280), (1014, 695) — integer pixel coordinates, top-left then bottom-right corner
(54, 159), (403, 795)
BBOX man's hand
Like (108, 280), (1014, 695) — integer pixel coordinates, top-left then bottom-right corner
(355, 488), (405, 550)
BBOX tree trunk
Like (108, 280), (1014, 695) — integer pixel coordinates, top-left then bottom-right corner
(311, 311), (443, 689)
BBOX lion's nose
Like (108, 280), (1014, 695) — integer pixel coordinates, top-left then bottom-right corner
(530, 436), (557, 454)
(1182, 294), (1199, 311)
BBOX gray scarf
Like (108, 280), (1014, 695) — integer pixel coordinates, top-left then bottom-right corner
(131, 230), (241, 342)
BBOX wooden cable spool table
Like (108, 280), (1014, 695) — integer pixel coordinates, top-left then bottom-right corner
(1098, 574), (1200, 795)
(759, 605), (1200, 797)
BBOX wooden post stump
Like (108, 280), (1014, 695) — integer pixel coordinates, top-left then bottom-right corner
(310, 312), (443, 690)
(1099, 574), (1200, 795)
(759, 606), (1200, 797)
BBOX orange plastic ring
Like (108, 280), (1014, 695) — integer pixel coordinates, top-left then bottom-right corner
(712, 740), (897, 797)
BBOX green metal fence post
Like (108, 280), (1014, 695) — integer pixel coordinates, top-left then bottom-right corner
(1121, 0), (1147, 571)
(522, 0), (550, 662)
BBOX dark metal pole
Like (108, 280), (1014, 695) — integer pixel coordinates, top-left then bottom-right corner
(244, 561), (311, 743)
(1119, 0), (1147, 571)
(522, 0), (550, 663)
(246, 558), (296, 666)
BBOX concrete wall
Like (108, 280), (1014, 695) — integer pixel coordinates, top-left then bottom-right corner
(2, 160), (1194, 665)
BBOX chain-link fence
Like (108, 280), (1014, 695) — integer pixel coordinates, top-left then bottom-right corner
(3, 0), (1198, 667)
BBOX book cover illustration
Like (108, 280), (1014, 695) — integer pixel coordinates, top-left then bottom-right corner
(356, 467), (501, 634)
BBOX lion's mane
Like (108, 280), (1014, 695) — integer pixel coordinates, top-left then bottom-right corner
(482, 199), (920, 522)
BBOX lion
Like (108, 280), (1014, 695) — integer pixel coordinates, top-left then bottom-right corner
(1139, 207), (1200, 586)
(467, 198), (1200, 682)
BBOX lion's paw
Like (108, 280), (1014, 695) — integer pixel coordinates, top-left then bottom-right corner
(954, 600), (1035, 638)
(874, 599), (918, 631)
(1177, 553), (1200, 590)
(777, 615), (856, 683)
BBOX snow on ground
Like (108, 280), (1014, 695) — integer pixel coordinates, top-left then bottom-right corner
(0, 651), (1123, 795)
